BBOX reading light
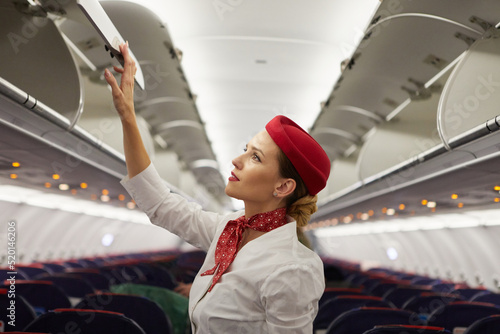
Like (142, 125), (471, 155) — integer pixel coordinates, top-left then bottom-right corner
(386, 247), (398, 261)
(101, 233), (114, 247)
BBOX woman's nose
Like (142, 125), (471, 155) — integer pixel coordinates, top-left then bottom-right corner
(232, 155), (243, 169)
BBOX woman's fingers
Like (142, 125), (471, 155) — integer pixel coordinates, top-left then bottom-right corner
(103, 42), (137, 121)
(113, 66), (124, 74)
(119, 42), (135, 94)
(104, 68), (119, 92)
(120, 42), (136, 78)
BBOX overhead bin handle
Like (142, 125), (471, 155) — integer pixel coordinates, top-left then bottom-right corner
(76, 0), (145, 90)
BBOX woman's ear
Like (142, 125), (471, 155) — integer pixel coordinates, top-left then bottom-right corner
(275, 178), (296, 198)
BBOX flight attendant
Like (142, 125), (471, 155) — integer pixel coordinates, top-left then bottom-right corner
(105, 42), (331, 333)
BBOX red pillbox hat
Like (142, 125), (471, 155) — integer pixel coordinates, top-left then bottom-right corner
(265, 115), (331, 195)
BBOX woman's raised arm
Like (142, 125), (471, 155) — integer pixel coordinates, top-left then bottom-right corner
(104, 42), (151, 178)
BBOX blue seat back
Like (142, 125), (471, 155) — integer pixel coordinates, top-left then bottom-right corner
(75, 293), (172, 334)
(24, 308), (146, 334)
(314, 296), (393, 331)
(325, 307), (417, 334)
(319, 288), (365, 307)
(16, 266), (49, 279)
(451, 288), (491, 300)
(402, 293), (463, 316)
(471, 292), (500, 307)
(33, 274), (95, 298)
(383, 287), (431, 308)
(0, 289), (36, 331)
(463, 314), (500, 334)
(364, 324), (452, 333)
(64, 270), (111, 291)
(427, 301), (500, 331)
(2, 280), (71, 314)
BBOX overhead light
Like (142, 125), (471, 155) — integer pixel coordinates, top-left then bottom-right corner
(44, 183), (51, 188)
(102, 189), (109, 195)
(80, 183), (88, 189)
(386, 208), (396, 216)
(100, 195), (110, 202)
(458, 203), (464, 208)
(427, 201), (437, 208)
(52, 174), (60, 180)
(494, 186), (500, 191)
(0, 185), (149, 224)
(386, 247), (398, 261)
(421, 199), (428, 206)
(101, 233), (115, 247)
(118, 194), (126, 201)
(451, 194), (458, 199)
(10, 174), (18, 179)
(12, 162), (20, 167)
(59, 184), (69, 191)
(398, 204), (405, 210)
(127, 202), (136, 209)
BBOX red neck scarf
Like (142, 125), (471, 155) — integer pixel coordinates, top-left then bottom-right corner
(201, 207), (288, 292)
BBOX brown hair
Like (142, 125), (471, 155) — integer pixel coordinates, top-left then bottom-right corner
(277, 149), (318, 228)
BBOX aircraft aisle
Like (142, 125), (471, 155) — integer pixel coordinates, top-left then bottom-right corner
(1, 0), (500, 333)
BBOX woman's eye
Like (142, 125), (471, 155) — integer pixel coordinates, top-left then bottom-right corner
(252, 154), (261, 162)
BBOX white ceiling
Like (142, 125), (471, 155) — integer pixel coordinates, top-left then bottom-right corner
(114, 0), (380, 192)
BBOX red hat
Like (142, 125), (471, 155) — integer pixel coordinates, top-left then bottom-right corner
(265, 115), (330, 195)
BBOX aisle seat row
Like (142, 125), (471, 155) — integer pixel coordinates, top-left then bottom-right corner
(316, 258), (500, 333)
(0, 250), (204, 333)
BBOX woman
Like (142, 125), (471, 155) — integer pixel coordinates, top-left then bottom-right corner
(105, 42), (331, 333)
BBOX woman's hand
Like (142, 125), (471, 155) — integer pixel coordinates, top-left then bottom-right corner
(104, 42), (137, 122)
(104, 42), (151, 177)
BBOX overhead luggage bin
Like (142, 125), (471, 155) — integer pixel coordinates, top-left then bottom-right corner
(313, 0), (500, 223)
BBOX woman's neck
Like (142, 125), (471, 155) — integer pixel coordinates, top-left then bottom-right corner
(244, 200), (286, 219)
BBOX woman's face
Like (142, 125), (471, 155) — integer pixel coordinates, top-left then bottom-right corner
(225, 130), (284, 206)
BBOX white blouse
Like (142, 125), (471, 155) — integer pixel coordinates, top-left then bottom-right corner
(121, 163), (325, 333)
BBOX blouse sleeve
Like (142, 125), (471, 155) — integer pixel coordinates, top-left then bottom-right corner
(120, 163), (223, 251)
(260, 262), (325, 334)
